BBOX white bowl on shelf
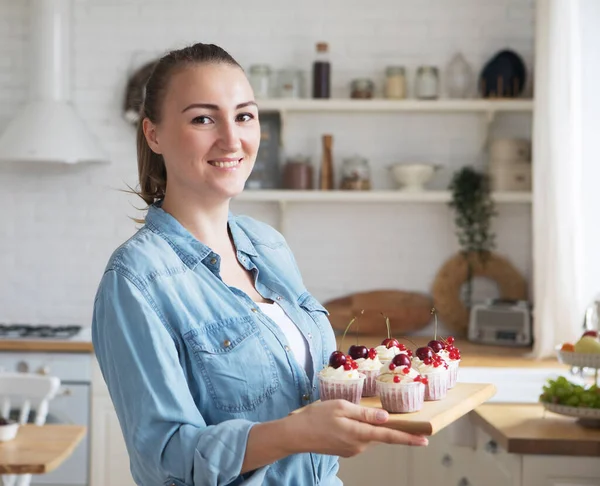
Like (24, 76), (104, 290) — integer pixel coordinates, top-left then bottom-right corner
(0, 420), (19, 442)
(389, 163), (439, 192)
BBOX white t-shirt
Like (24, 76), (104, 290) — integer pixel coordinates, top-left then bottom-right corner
(257, 301), (312, 376)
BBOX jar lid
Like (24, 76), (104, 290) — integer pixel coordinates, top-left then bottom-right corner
(350, 78), (374, 88)
(386, 66), (405, 75)
(316, 42), (329, 52)
(249, 64), (272, 74)
(417, 65), (439, 74)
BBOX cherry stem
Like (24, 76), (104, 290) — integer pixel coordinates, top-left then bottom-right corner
(341, 313), (360, 353)
(381, 313), (391, 339)
(431, 307), (438, 341)
(399, 337), (417, 348)
(354, 309), (364, 345)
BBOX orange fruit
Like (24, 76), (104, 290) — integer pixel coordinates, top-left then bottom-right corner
(561, 343), (575, 352)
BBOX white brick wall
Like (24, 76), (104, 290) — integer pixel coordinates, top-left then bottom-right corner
(0, 0), (534, 335)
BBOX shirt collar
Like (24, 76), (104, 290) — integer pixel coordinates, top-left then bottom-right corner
(144, 203), (258, 268)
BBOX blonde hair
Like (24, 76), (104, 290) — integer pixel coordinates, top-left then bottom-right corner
(134, 43), (242, 207)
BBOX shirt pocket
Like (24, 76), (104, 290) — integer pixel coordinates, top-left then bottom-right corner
(183, 315), (280, 413)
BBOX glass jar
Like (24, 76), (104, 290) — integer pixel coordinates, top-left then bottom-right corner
(282, 155), (313, 189)
(384, 66), (406, 99)
(350, 78), (375, 99)
(278, 69), (304, 98)
(340, 155), (371, 190)
(249, 64), (272, 99)
(415, 66), (440, 99)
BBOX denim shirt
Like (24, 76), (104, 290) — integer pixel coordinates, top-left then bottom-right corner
(91, 204), (341, 486)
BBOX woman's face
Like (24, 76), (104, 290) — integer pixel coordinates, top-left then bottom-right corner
(144, 63), (260, 202)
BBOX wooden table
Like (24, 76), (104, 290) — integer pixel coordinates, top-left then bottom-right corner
(0, 424), (86, 474)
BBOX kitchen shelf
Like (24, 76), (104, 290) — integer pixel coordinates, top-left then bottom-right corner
(257, 98), (534, 114)
(236, 190), (532, 204)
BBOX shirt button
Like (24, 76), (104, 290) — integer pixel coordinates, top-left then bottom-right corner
(307, 333), (313, 339)
(209, 258), (217, 265)
(223, 340), (231, 347)
(302, 394), (310, 401)
(284, 345), (291, 352)
(251, 308), (258, 313)
(276, 296), (282, 301)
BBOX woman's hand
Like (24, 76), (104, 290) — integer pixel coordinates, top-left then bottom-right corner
(283, 399), (429, 458)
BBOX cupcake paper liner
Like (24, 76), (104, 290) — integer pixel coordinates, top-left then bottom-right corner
(423, 369), (449, 401)
(318, 373), (366, 404)
(359, 369), (380, 397)
(447, 360), (460, 389)
(376, 380), (425, 413)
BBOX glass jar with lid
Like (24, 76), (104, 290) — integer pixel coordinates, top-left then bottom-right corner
(340, 155), (371, 190)
(350, 78), (375, 99)
(384, 66), (407, 99)
(415, 66), (440, 99)
(249, 64), (272, 99)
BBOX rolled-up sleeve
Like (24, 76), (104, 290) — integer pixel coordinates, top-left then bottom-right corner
(92, 269), (268, 486)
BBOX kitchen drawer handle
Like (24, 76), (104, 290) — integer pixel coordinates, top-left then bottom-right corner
(485, 440), (498, 454)
(441, 454), (453, 467)
(457, 478), (470, 486)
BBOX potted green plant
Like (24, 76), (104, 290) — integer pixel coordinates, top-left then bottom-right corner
(448, 167), (497, 309)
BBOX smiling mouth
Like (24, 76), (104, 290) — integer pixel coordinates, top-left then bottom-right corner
(208, 158), (242, 168)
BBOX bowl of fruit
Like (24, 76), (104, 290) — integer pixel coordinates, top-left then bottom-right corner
(0, 417), (19, 442)
(558, 330), (600, 369)
(539, 376), (600, 427)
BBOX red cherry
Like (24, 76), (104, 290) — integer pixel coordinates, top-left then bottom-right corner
(428, 340), (445, 353)
(424, 358), (433, 366)
(407, 349), (413, 358)
(351, 361), (358, 370)
(416, 346), (434, 361)
(583, 330), (599, 338)
(381, 337), (400, 349)
(393, 375), (401, 383)
(392, 353), (411, 368)
(398, 343), (407, 351)
(388, 363), (396, 371)
(343, 362), (352, 371)
(402, 367), (410, 374)
(446, 336), (455, 345)
(414, 375), (421, 383)
(329, 351), (346, 369)
(421, 377), (429, 385)
(368, 348), (377, 360)
(348, 345), (369, 360)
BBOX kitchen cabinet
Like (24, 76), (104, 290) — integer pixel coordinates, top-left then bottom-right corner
(337, 444), (409, 484)
(91, 360), (136, 486)
(521, 456), (600, 486)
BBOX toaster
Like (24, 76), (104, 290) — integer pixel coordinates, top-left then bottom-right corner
(468, 299), (532, 346)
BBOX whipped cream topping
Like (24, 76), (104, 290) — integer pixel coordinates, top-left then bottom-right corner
(438, 349), (460, 362)
(411, 357), (448, 375)
(377, 365), (420, 384)
(319, 366), (361, 380)
(375, 345), (401, 362)
(355, 355), (383, 371)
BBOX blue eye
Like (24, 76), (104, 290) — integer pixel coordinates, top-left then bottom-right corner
(192, 116), (212, 125)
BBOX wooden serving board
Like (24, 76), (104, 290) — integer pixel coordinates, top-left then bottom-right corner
(361, 383), (496, 436)
(324, 290), (434, 335)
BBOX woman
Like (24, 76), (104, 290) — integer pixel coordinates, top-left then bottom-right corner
(92, 42), (427, 486)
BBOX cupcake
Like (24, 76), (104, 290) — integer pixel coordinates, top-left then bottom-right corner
(375, 339), (412, 367)
(318, 351), (366, 404)
(376, 354), (427, 413)
(436, 337), (461, 389)
(412, 346), (449, 401)
(350, 346), (382, 397)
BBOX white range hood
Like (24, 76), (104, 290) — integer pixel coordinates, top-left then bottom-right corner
(0, 0), (108, 164)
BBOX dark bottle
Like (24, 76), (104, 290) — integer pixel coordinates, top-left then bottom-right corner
(312, 42), (331, 99)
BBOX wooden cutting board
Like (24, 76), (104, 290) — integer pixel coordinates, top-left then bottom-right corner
(293, 383), (496, 436)
(361, 383), (496, 435)
(324, 290), (434, 335)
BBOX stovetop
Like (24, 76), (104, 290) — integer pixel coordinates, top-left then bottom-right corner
(0, 324), (83, 340)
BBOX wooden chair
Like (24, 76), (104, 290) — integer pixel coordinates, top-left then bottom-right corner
(0, 373), (61, 486)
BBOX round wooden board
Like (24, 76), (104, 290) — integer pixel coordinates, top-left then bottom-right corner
(324, 290), (434, 335)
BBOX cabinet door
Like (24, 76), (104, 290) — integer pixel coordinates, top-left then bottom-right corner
(91, 396), (136, 486)
(337, 444), (409, 485)
(522, 456), (600, 486)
